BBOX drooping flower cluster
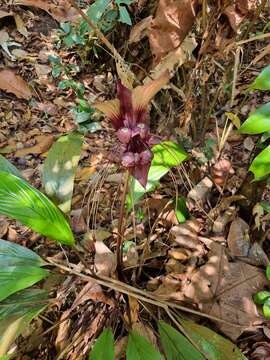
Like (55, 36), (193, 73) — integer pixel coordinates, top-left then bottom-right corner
(93, 72), (170, 187)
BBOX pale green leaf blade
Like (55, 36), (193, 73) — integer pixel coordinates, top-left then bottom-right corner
(251, 64), (270, 90)
(179, 318), (248, 360)
(127, 141), (188, 208)
(89, 328), (114, 360)
(0, 172), (74, 245)
(0, 266), (48, 302)
(249, 146), (270, 179)
(126, 331), (163, 360)
(0, 289), (47, 357)
(42, 133), (83, 213)
(0, 239), (45, 267)
(158, 320), (204, 360)
(239, 102), (270, 134)
(118, 5), (132, 25)
(266, 265), (270, 281)
(0, 155), (22, 178)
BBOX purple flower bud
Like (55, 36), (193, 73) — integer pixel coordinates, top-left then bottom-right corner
(122, 152), (135, 167)
(117, 127), (132, 144)
(140, 150), (153, 164)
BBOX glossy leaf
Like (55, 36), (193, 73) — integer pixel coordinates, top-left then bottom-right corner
(0, 239), (46, 267)
(126, 331), (163, 360)
(158, 320), (204, 360)
(178, 318), (248, 360)
(42, 133), (83, 213)
(0, 172), (74, 245)
(127, 141), (188, 209)
(0, 155), (22, 178)
(174, 197), (189, 224)
(263, 299), (270, 318)
(254, 291), (270, 305)
(239, 102), (270, 134)
(0, 289), (47, 357)
(249, 146), (270, 179)
(266, 265), (270, 281)
(251, 64), (270, 90)
(89, 328), (114, 360)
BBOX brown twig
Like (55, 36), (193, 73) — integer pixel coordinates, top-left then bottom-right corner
(116, 171), (130, 272)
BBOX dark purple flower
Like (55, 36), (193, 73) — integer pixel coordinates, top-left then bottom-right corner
(93, 72), (170, 187)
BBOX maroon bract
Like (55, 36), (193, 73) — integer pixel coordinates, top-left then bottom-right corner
(93, 72), (170, 187)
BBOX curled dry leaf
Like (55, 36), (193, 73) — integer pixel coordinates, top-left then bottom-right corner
(94, 241), (116, 277)
(15, 135), (54, 157)
(251, 342), (270, 360)
(0, 10), (13, 19)
(0, 69), (32, 99)
(149, 0), (198, 63)
(129, 16), (153, 43)
(187, 177), (213, 205)
(183, 242), (269, 340)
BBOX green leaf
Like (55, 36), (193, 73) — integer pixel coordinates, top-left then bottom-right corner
(127, 141), (188, 209)
(42, 133), (83, 213)
(158, 320), (204, 360)
(87, 0), (111, 25)
(89, 328), (114, 360)
(52, 65), (62, 78)
(0, 239), (46, 267)
(0, 172), (74, 245)
(250, 64), (270, 90)
(118, 5), (132, 25)
(249, 146), (270, 179)
(266, 265), (270, 280)
(126, 331), (163, 360)
(0, 155), (22, 178)
(261, 201), (270, 213)
(60, 22), (71, 33)
(239, 102), (270, 134)
(0, 289), (47, 357)
(0, 266), (48, 302)
(254, 291), (270, 305)
(178, 318), (248, 360)
(174, 197), (189, 223)
(263, 299), (270, 318)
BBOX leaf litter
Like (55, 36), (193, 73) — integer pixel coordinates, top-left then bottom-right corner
(0, 0), (270, 358)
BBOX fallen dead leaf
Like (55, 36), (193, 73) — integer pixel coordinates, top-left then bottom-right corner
(0, 10), (13, 19)
(251, 342), (270, 360)
(129, 16), (152, 43)
(94, 240), (116, 276)
(13, 0), (78, 23)
(15, 135), (54, 157)
(183, 242), (269, 340)
(0, 69), (32, 99)
(14, 14), (28, 37)
(187, 177), (213, 206)
(227, 218), (250, 257)
(149, 0), (198, 63)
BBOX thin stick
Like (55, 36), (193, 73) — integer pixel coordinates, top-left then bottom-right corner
(117, 171), (130, 271)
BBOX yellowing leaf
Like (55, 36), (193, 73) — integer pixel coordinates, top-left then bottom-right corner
(225, 112), (241, 129)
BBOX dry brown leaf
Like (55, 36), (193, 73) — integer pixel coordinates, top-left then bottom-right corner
(227, 218), (250, 257)
(183, 242), (269, 340)
(187, 177), (213, 206)
(14, 14), (28, 37)
(13, 0), (78, 22)
(149, 0), (198, 63)
(15, 135), (54, 157)
(0, 69), (32, 99)
(94, 240), (116, 276)
(0, 10), (13, 19)
(251, 342), (270, 360)
(76, 166), (96, 181)
(129, 16), (152, 43)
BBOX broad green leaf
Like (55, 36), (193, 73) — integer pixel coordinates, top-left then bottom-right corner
(118, 6), (132, 25)
(249, 146), (270, 179)
(266, 265), (270, 280)
(87, 0), (111, 25)
(89, 328), (114, 360)
(0, 155), (22, 178)
(174, 197), (189, 223)
(178, 318), (248, 360)
(254, 291), (270, 305)
(0, 172), (74, 245)
(0, 289), (47, 357)
(261, 201), (270, 213)
(0, 239), (46, 267)
(263, 299), (270, 318)
(251, 64), (270, 90)
(127, 141), (188, 209)
(0, 266), (48, 302)
(158, 320), (204, 360)
(126, 331), (163, 360)
(42, 133), (83, 213)
(239, 102), (270, 134)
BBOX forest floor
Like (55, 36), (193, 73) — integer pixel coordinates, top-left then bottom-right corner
(0, 0), (270, 359)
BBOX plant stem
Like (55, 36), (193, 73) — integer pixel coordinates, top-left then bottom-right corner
(117, 171), (130, 272)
